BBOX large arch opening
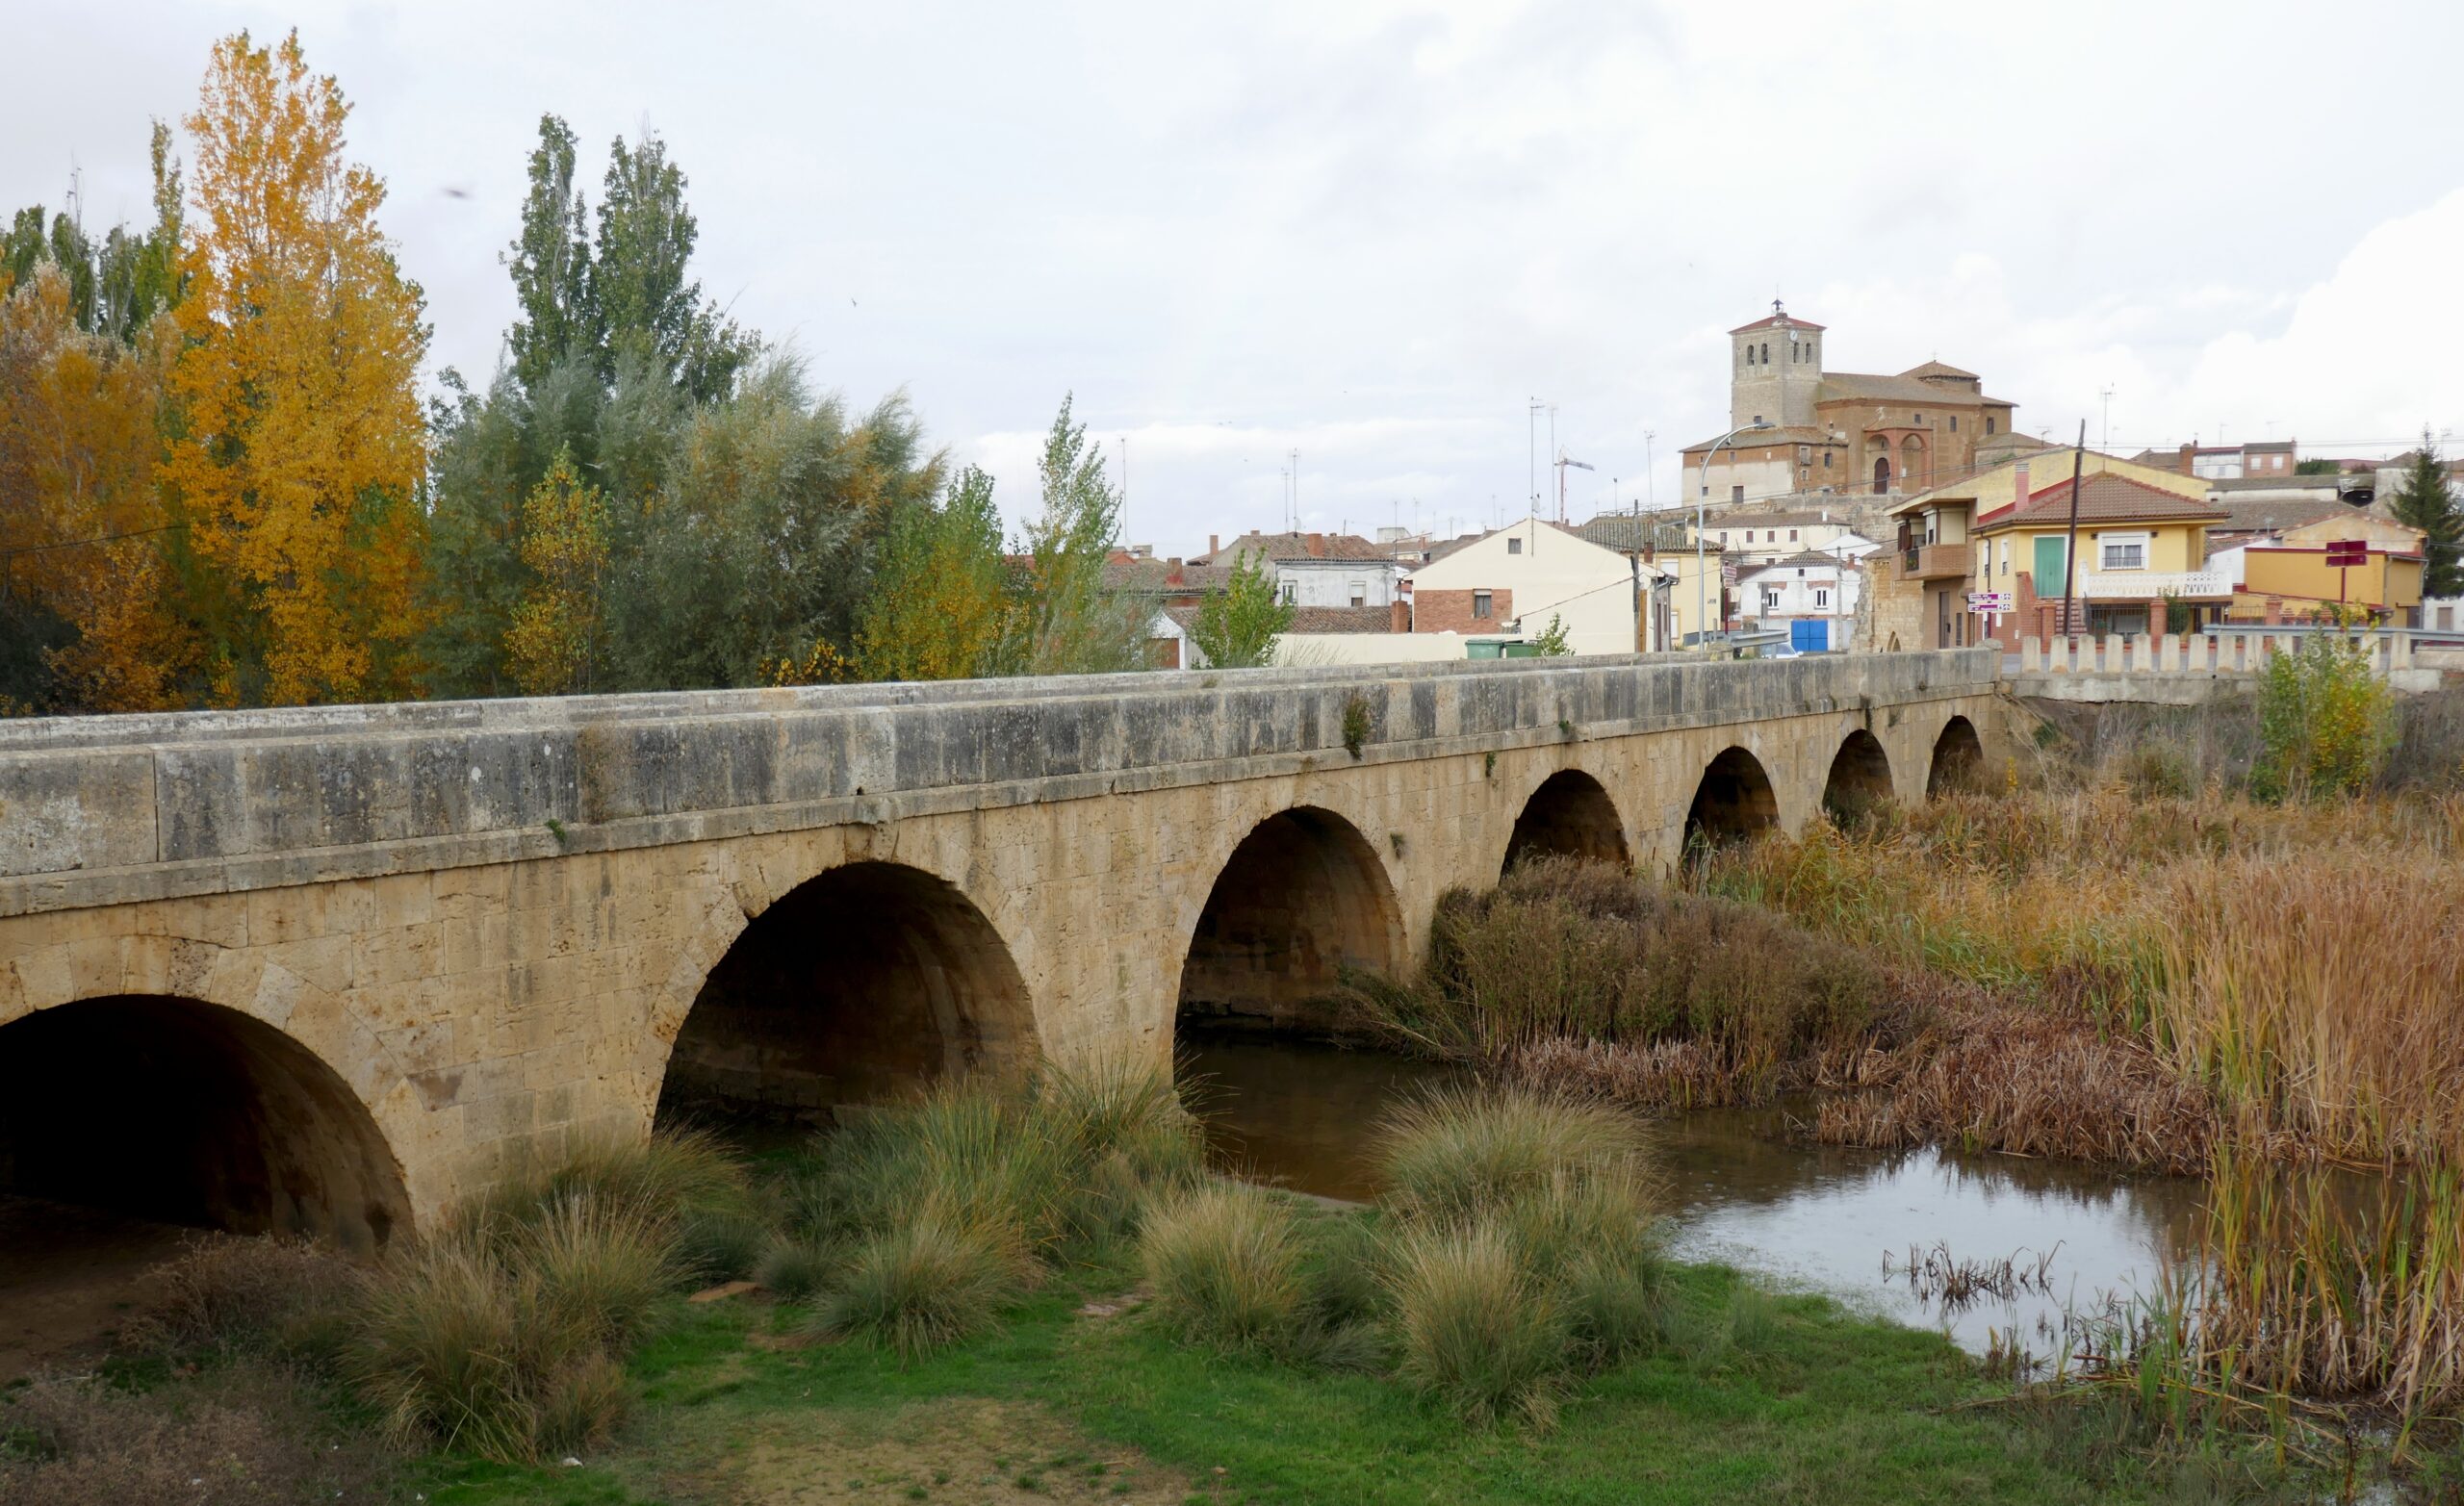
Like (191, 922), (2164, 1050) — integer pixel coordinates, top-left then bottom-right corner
(1822, 729), (1895, 826)
(1683, 746), (1781, 855)
(1928, 715), (1986, 797)
(1502, 769), (1630, 876)
(657, 861), (1033, 1126)
(0, 995), (408, 1252)
(1176, 807), (1402, 1039)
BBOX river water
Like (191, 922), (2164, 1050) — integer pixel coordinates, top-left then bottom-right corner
(1182, 1034), (2211, 1355)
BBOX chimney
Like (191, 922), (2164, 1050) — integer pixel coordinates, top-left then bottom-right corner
(1307, 533), (1326, 558)
(1390, 599), (1411, 632)
(2013, 461), (2029, 505)
(2178, 443), (2196, 476)
(1208, 533), (1219, 556)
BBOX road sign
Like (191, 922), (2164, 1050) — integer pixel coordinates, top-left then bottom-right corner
(1966, 591), (2014, 614)
(2323, 540), (2367, 568)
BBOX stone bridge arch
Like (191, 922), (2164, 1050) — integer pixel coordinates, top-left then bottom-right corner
(1502, 768), (1630, 874)
(1822, 727), (1895, 824)
(1928, 714), (1987, 796)
(0, 942), (413, 1251)
(651, 849), (1039, 1126)
(1173, 804), (1405, 1041)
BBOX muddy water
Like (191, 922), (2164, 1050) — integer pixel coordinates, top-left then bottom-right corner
(1180, 1035), (2212, 1354)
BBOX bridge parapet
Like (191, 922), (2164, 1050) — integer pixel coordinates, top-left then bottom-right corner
(0, 650), (1995, 916)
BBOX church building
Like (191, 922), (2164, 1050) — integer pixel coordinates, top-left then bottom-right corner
(1681, 303), (2029, 507)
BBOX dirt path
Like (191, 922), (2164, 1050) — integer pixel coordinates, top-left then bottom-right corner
(0, 1193), (193, 1379)
(670, 1396), (1194, 1504)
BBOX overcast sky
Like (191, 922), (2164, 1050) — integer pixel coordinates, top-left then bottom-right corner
(10, 1), (2462, 553)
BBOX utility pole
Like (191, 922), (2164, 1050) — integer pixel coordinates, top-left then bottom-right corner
(2057, 421), (2088, 640)
(2099, 386), (2114, 454)
(1117, 436), (1129, 544)
(1527, 400), (1545, 516)
(1644, 431), (1656, 513)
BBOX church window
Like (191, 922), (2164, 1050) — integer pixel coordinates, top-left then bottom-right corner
(1950, 416), (1959, 433)
(1760, 343), (1769, 363)
(1987, 417), (1997, 435)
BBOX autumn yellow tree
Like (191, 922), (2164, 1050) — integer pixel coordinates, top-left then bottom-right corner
(0, 261), (192, 710)
(160, 30), (430, 706)
(502, 449), (607, 696)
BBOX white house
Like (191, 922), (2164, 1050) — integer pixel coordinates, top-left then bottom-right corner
(1735, 551), (1862, 652)
(1192, 531), (1402, 609)
(1402, 519), (1640, 655)
(1704, 510), (1874, 568)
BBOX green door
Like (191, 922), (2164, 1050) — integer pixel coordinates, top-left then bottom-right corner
(2032, 535), (2068, 596)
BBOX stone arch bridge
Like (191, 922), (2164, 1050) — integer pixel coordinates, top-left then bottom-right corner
(0, 650), (2002, 1246)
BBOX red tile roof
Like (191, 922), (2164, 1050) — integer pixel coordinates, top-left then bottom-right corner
(1977, 472), (2228, 532)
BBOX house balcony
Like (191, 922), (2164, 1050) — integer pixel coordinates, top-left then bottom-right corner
(1896, 543), (1968, 581)
(2072, 569), (2233, 600)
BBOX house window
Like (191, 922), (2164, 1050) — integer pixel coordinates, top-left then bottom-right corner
(1788, 528), (1799, 541)
(1913, 413), (1923, 424)
(1998, 540), (2011, 576)
(1986, 417), (1997, 435)
(1507, 537), (1523, 555)
(1732, 485), (1744, 503)
(1281, 581), (1297, 604)
(1473, 590), (1493, 619)
(1823, 452), (1831, 470)
(1814, 588), (1829, 608)
(1950, 416), (1959, 433)
(1762, 589), (1782, 611)
(2099, 534), (2149, 571)
(1348, 581), (1367, 606)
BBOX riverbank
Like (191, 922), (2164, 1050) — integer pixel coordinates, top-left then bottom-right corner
(3, 1225), (2334, 1506)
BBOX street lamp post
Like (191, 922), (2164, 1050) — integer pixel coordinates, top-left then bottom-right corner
(1695, 421), (1772, 648)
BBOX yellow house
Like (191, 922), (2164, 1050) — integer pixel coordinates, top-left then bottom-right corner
(2216, 512), (2426, 622)
(1876, 450), (2224, 648)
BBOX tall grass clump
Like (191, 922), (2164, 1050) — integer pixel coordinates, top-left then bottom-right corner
(816, 1216), (1023, 1358)
(786, 1057), (1207, 1356)
(1386, 1221), (1570, 1429)
(1139, 1182), (1306, 1352)
(1366, 1083), (1666, 1426)
(1350, 855), (1894, 1109)
(345, 1132), (726, 1464)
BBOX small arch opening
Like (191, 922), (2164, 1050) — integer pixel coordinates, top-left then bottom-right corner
(1822, 729), (1895, 825)
(1503, 769), (1630, 876)
(0, 995), (408, 1252)
(1683, 746), (1781, 855)
(1928, 715), (1987, 797)
(657, 861), (1034, 1126)
(1176, 807), (1402, 1039)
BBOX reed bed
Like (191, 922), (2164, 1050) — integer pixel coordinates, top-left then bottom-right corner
(1347, 855), (1902, 1110)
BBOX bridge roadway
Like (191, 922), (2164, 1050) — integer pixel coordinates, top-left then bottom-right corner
(0, 649), (2002, 1246)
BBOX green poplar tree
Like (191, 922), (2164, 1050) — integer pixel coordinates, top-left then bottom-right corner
(1189, 549), (1295, 668)
(1015, 395), (1146, 676)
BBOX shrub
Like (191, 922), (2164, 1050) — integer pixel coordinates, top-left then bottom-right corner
(814, 1217), (1022, 1359)
(124, 1234), (357, 1362)
(2252, 626), (2396, 802)
(1386, 1222), (1568, 1429)
(1351, 856), (1893, 1107)
(1139, 1183), (1306, 1353)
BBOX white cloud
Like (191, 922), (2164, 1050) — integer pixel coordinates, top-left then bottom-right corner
(6, 0), (2460, 553)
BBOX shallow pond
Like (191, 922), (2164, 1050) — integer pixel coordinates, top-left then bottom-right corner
(1182, 1034), (2214, 1354)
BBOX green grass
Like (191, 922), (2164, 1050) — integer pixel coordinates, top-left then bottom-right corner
(405, 1253), (2310, 1506)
